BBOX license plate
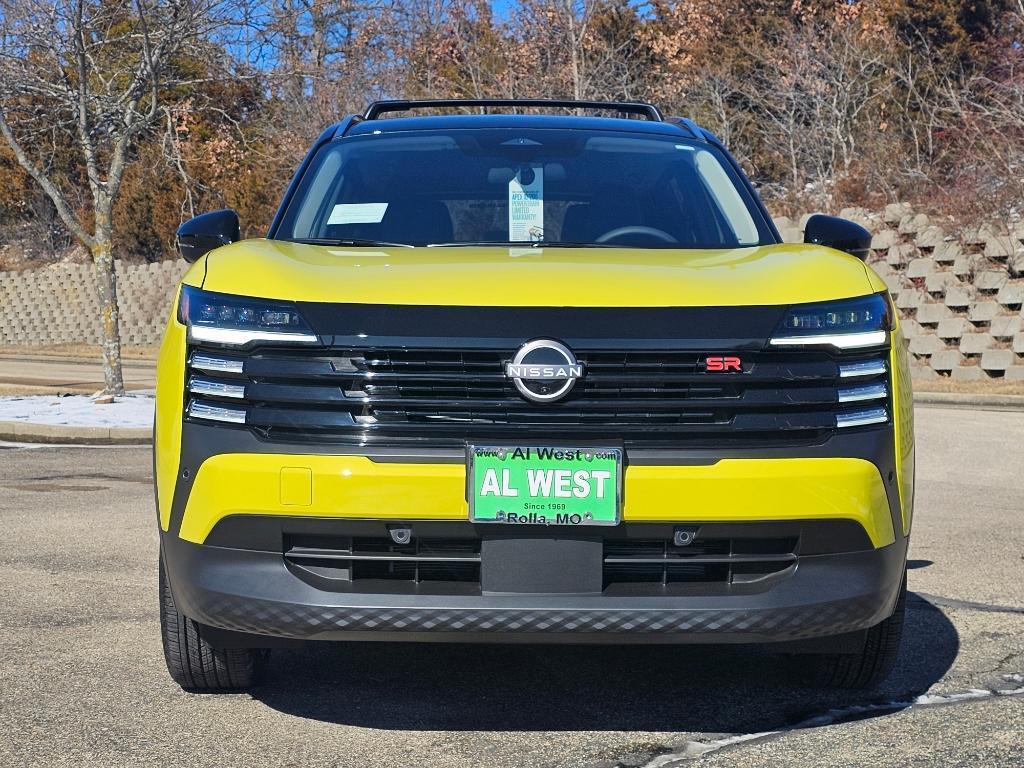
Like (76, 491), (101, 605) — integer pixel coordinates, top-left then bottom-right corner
(468, 445), (622, 526)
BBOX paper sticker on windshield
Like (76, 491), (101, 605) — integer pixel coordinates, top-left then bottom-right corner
(327, 202), (388, 225)
(508, 166), (543, 242)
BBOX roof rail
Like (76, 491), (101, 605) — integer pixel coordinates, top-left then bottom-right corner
(665, 116), (707, 141)
(362, 99), (664, 122)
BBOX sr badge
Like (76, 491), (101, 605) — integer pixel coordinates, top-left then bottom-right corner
(505, 339), (584, 403)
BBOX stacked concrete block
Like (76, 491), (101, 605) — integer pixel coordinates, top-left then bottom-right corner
(871, 229), (900, 251)
(952, 364), (987, 382)
(974, 270), (1008, 293)
(909, 334), (945, 356)
(996, 282), (1024, 308)
(0, 258), (187, 347)
(1010, 254), (1024, 276)
(905, 258), (935, 278)
(839, 207), (874, 229)
(861, 206), (1024, 382)
(953, 253), (984, 278)
(980, 348), (1020, 374)
(991, 315), (1023, 339)
(914, 226), (946, 250)
(943, 286), (972, 309)
(896, 288), (926, 312)
(900, 318), (922, 339)
(932, 241), (961, 264)
(984, 236), (1019, 260)
(968, 300), (1000, 323)
(887, 243), (917, 267)
(898, 213), (930, 235)
(925, 272), (961, 295)
(937, 317), (971, 340)
(915, 302), (953, 326)
(884, 203), (913, 223)
(960, 332), (995, 355)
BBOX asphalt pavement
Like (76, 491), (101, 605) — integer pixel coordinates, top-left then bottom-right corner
(0, 405), (1021, 767)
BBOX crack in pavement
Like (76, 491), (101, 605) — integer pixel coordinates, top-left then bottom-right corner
(634, 679), (1024, 766)
(913, 592), (1024, 615)
(629, 593), (1024, 767)
(974, 650), (1024, 678)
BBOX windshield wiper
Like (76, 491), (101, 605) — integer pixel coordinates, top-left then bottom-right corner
(529, 240), (615, 248)
(427, 240), (614, 248)
(288, 237), (414, 248)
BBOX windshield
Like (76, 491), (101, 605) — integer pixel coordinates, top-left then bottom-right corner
(274, 128), (771, 249)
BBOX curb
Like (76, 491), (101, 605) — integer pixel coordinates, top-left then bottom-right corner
(0, 421), (152, 445)
(913, 392), (1024, 410)
(2, 392), (1022, 445)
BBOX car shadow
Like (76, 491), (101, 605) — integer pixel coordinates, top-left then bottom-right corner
(250, 593), (957, 733)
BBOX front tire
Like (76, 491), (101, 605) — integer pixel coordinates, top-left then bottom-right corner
(809, 571), (907, 689)
(159, 550), (258, 691)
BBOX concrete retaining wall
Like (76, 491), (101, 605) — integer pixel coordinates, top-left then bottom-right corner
(2, 211), (1023, 382)
(0, 260), (187, 347)
(775, 205), (1024, 382)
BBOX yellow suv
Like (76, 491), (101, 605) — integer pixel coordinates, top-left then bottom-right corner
(155, 99), (914, 691)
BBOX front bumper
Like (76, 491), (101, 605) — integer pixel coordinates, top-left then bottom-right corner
(162, 532), (907, 643)
(166, 423), (902, 550)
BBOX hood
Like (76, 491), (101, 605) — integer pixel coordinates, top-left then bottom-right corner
(200, 239), (883, 307)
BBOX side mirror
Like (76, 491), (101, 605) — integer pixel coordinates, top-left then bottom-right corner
(176, 209), (240, 263)
(803, 214), (871, 261)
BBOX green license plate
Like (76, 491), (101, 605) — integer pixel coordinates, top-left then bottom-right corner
(468, 445), (622, 526)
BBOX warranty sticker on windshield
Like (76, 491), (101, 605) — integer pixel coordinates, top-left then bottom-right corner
(468, 445), (621, 526)
(508, 165), (544, 242)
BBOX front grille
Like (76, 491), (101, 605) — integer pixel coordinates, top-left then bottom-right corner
(602, 536), (798, 588)
(184, 345), (890, 446)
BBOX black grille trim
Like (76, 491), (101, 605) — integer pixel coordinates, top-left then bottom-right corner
(296, 302), (788, 343)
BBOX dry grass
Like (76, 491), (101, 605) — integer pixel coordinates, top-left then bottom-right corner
(0, 344), (159, 361)
(911, 378), (1024, 396)
(0, 384), (67, 396)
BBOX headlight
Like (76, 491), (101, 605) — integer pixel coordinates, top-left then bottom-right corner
(178, 286), (318, 346)
(769, 293), (892, 350)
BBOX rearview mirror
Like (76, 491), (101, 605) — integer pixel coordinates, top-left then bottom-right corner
(803, 214), (871, 261)
(176, 209), (240, 263)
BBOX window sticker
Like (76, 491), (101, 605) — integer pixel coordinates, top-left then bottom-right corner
(327, 202), (389, 225)
(508, 165), (544, 242)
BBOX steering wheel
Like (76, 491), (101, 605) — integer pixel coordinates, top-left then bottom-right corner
(595, 225), (678, 245)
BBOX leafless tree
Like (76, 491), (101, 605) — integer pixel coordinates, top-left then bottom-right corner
(0, 0), (222, 395)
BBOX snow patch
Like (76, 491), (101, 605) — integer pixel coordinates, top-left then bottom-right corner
(0, 394), (154, 428)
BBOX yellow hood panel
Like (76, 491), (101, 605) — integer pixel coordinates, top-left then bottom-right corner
(201, 239), (877, 307)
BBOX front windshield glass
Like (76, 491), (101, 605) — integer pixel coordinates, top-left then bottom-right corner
(275, 128), (770, 248)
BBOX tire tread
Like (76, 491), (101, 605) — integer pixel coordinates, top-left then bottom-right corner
(810, 572), (907, 689)
(159, 551), (257, 691)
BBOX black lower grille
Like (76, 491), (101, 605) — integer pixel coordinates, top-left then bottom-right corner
(285, 536), (481, 585)
(283, 533), (798, 594)
(602, 537), (797, 588)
